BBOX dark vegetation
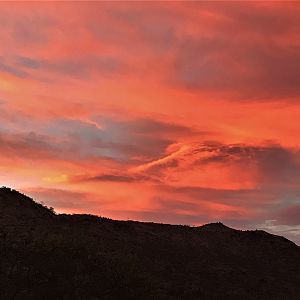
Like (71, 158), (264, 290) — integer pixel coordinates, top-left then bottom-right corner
(0, 187), (300, 299)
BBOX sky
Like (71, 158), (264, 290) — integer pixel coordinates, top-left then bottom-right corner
(1, 1), (300, 244)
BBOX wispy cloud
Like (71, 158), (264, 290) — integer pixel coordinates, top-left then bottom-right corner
(1, 2), (300, 243)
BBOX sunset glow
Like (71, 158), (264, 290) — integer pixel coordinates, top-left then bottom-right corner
(1, 2), (300, 243)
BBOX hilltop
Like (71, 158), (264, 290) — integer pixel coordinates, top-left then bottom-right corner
(0, 187), (299, 299)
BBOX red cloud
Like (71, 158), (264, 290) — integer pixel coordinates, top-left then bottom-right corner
(0, 2), (300, 243)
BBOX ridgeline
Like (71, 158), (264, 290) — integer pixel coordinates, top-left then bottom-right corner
(0, 187), (299, 299)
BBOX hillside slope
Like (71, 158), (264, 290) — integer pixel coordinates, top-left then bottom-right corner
(0, 187), (299, 299)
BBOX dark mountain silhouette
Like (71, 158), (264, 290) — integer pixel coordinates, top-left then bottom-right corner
(0, 187), (300, 299)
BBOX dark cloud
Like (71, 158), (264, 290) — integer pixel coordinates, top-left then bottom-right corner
(43, 118), (172, 162)
(0, 128), (102, 162)
(210, 2), (300, 35)
(0, 116), (198, 164)
(106, 139), (173, 162)
(197, 143), (300, 185)
(2, 3), (300, 99)
(127, 118), (201, 136)
(85, 2), (300, 99)
(134, 141), (300, 185)
(91, 117), (202, 161)
(171, 36), (300, 99)
(76, 173), (158, 183)
(16, 56), (42, 69)
(170, 186), (273, 208)
(0, 55), (122, 81)
(88, 174), (138, 183)
(150, 142), (300, 187)
(167, 3), (300, 99)
(0, 131), (59, 160)
(274, 205), (300, 226)
(46, 56), (121, 78)
(0, 58), (28, 78)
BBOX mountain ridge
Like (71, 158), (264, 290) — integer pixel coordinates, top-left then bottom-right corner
(0, 187), (300, 299)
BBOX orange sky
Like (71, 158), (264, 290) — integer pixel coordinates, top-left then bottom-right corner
(1, 2), (300, 243)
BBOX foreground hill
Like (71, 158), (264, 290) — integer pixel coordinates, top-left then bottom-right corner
(0, 187), (299, 299)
